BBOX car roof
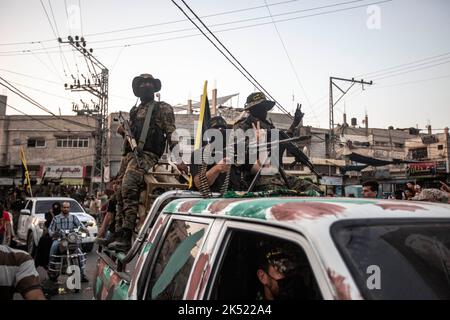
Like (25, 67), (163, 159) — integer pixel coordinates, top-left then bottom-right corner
(26, 197), (80, 201)
(162, 197), (450, 230)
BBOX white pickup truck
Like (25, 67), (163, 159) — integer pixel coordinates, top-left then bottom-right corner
(95, 190), (450, 300)
(15, 197), (98, 255)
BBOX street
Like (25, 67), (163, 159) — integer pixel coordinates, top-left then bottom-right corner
(14, 245), (98, 300)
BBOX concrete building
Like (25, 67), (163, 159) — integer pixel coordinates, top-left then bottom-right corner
(0, 95), (97, 186)
(332, 122), (420, 195)
(404, 127), (450, 187)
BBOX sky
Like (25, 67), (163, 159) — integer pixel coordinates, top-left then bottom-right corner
(1, 0), (449, 132)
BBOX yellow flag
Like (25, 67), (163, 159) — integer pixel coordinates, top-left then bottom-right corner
(190, 81), (211, 189)
(20, 147), (33, 196)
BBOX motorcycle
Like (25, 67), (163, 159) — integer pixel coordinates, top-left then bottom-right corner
(48, 226), (87, 292)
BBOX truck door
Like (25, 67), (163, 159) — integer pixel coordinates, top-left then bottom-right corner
(203, 222), (335, 300)
(138, 215), (213, 300)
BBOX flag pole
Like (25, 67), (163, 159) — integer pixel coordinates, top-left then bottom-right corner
(20, 147), (33, 197)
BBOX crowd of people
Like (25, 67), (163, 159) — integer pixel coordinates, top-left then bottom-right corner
(358, 179), (450, 203)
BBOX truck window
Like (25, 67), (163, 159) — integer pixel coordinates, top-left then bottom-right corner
(25, 201), (33, 211)
(332, 219), (450, 299)
(35, 200), (83, 214)
(209, 229), (322, 300)
(145, 219), (208, 300)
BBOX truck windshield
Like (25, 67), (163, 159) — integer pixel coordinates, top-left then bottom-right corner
(332, 220), (450, 299)
(35, 200), (84, 214)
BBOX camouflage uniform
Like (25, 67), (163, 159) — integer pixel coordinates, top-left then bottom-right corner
(108, 73), (179, 252)
(234, 93), (320, 194)
(113, 153), (132, 233)
(120, 101), (177, 232)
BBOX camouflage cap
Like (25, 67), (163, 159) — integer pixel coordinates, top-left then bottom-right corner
(132, 73), (162, 97)
(264, 247), (298, 275)
(412, 188), (449, 203)
(244, 92), (275, 111)
(208, 116), (228, 129)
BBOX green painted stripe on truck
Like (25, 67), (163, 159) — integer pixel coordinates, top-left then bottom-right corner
(95, 276), (102, 299)
(189, 199), (213, 213)
(103, 265), (111, 284)
(151, 229), (205, 299)
(112, 280), (130, 300)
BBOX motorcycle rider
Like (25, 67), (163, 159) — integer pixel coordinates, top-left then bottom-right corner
(48, 201), (89, 282)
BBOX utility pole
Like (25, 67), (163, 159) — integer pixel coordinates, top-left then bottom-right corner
(60, 35), (109, 192)
(329, 77), (373, 158)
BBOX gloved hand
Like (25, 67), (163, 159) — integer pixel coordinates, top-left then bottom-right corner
(292, 104), (304, 128)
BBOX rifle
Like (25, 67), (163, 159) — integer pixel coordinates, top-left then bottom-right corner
(246, 116), (321, 178)
(117, 111), (142, 168)
(277, 129), (321, 178)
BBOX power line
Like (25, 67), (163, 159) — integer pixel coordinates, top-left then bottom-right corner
(110, 46), (126, 74)
(64, 0), (72, 35)
(81, 0), (302, 38)
(39, 0), (58, 39)
(5, 103), (63, 132)
(0, 0), (392, 56)
(0, 76), (53, 114)
(370, 74), (450, 89)
(263, 0), (320, 124)
(340, 73), (450, 106)
(170, 0), (285, 114)
(358, 51), (450, 78)
(79, 0), (84, 36)
(0, 69), (61, 85)
(7, 79), (74, 101)
(36, 0), (66, 83)
(173, 0), (293, 117)
(0, 0), (307, 47)
(0, 0), (301, 47)
(47, 0), (61, 37)
(372, 59), (450, 81)
(0, 76), (97, 130)
(303, 53), (450, 119)
(30, 50), (65, 83)
(0, 68), (132, 102)
(88, 0), (366, 46)
(39, 43), (65, 82)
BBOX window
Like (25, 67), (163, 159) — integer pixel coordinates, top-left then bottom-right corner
(25, 201), (33, 211)
(410, 148), (428, 160)
(56, 137), (89, 148)
(438, 145), (444, 150)
(145, 219), (208, 300)
(35, 200), (83, 214)
(332, 219), (450, 299)
(27, 138), (46, 148)
(209, 229), (322, 300)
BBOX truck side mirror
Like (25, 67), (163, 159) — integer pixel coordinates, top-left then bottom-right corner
(20, 209), (31, 216)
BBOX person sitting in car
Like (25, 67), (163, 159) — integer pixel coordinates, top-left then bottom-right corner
(255, 246), (310, 300)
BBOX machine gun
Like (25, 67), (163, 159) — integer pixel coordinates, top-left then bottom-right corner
(117, 111), (142, 168)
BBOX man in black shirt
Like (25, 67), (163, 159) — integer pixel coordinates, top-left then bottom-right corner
(190, 116), (251, 194)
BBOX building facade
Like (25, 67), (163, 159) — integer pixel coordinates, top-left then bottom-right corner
(0, 95), (97, 187)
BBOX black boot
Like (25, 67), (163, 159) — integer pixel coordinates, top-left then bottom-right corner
(107, 229), (132, 252)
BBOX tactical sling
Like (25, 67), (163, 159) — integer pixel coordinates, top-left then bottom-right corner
(137, 101), (156, 153)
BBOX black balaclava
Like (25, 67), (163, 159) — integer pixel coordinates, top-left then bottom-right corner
(249, 107), (268, 121)
(52, 202), (61, 215)
(139, 90), (155, 104)
(138, 81), (156, 103)
(275, 274), (306, 300)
